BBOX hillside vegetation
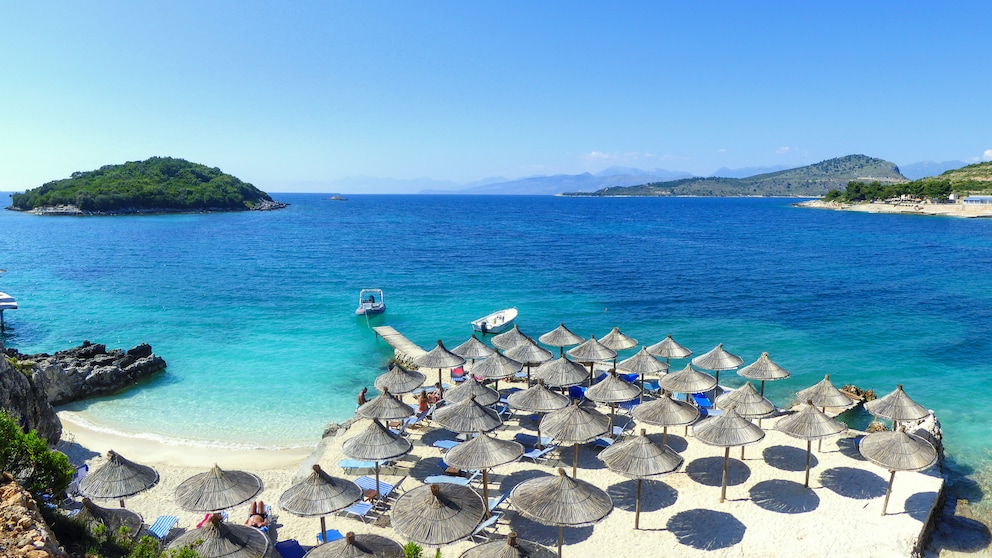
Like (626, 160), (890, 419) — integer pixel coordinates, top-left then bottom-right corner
(9, 157), (276, 212)
(567, 155), (906, 197)
(823, 161), (992, 202)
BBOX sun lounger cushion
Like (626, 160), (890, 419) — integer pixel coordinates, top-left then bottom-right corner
(275, 539), (308, 558)
(424, 474), (471, 486)
(471, 513), (502, 542)
(432, 439), (460, 451)
(338, 459), (377, 471)
(316, 529), (344, 543)
(522, 445), (557, 464)
(339, 501), (376, 523)
(147, 515), (178, 541)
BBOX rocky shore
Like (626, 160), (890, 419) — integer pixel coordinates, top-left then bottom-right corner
(10, 200), (287, 216)
(795, 198), (992, 218)
(0, 474), (66, 558)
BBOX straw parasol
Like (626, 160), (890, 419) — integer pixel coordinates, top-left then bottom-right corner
(507, 380), (570, 449)
(510, 468), (612, 558)
(796, 374), (855, 450)
(445, 376), (501, 406)
(167, 514), (269, 558)
(341, 420), (413, 498)
(355, 387), (415, 421)
(472, 351), (524, 391)
(453, 335), (496, 362)
(616, 347), (669, 394)
(566, 335), (617, 387)
(278, 464), (363, 543)
(775, 400), (848, 487)
(433, 394), (503, 434)
(504, 337), (553, 386)
(78, 450), (159, 508)
(174, 465), (263, 513)
(864, 384), (929, 429)
(600, 327), (638, 369)
(737, 352), (790, 395)
(658, 363), (717, 400)
(584, 371), (640, 435)
(539, 324), (585, 356)
(492, 324), (529, 351)
(444, 430), (524, 516)
(392, 483), (487, 546)
(541, 401), (611, 477)
(415, 340), (466, 385)
(76, 498), (143, 540)
(859, 426), (938, 515)
(692, 406), (765, 503)
(303, 531), (404, 558)
(646, 334), (692, 363)
(598, 429), (684, 529)
(374, 365), (426, 396)
(533, 357), (588, 388)
(632, 390), (700, 445)
(715, 382), (776, 459)
(691, 343), (743, 395)
(459, 531), (558, 558)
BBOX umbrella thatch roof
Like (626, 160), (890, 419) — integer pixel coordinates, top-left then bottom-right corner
(657, 364), (717, 395)
(646, 335), (692, 360)
(632, 392), (700, 427)
(864, 384), (929, 423)
(492, 325), (530, 351)
(859, 428), (938, 472)
(504, 337), (553, 366)
(541, 401), (610, 443)
(539, 324), (585, 349)
(392, 483), (487, 546)
(76, 498), (143, 539)
(444, 431), (524, 470)
(167, 514), (270, 558)
(433, 395), (503, 434)
(599, 327), (638, 352)
(507, 382), (570, 413)
(510, 468), (612, 527)
(584, 372), (640, 404)
(278, 464), (363, 517)
(691, 343), (744, 371)
(598, 430), (683, 479)
(738, 352), (790, 382)
(356, 388), (415, 421)
(796, 374), (855, 410)
(715, 382), (775, 418)
(473, 351), (524, 381)
(692, 406), (765, 448)
(566, 335), (617, 363)
(445, 376), (501, 407)
(459, 532), (557, 558)
(174, 465), (263, 512)
(303, 531), (405, 558)
(616, 347), (669, 375)
(374, 365), (427, 395)
(341, 420), (414, 462)
(453, 336), (496, 361)
(775, 401), (847, 441)
(78, 450), (159, 501)
(415, 340), (466, 369)
(533, 357), (588, 388)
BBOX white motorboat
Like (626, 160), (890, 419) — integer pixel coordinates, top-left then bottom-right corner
(471, 307), (518, 335)
(355, 288), (385, 316)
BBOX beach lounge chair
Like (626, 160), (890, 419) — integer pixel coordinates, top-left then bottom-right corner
(522, 445), (558, 465)
(693, 393), (714, 409)
(451, 366), (467, 383)
(337, 459), (377, 473)
(488, 491), (510, 513)
(643, 380), (661, 394)
(382, 476), (407, 504)
(513, 433), (554, 448)
(568, 385), (586, 402)
(589, 437), (614, 450)
(315, 529), (344, 543)
(147, 515), (179, 542)
(432, 439), (461, 452)
(196, 511), (229, 528)
(275, 539), (308, 558)
(390, 408), (429, 436)
(354, 476), (396, 501)
(423, 474), (471, 486)
(613, 417), (633, 437)
(63, 464), (88, 505)
(338, 501), (377, 523)
(494, 401), (512, 419)
(470, 513), (502, 542)
(618, 398), (641, 415)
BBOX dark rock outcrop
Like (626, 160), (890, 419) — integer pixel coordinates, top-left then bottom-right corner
(0, 342), (61, 445)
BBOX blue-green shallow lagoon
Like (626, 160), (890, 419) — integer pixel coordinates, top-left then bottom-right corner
(2, 194), (991, 504)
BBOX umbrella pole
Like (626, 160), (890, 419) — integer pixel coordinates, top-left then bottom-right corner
(805, 440), (812, 488)
(483, 469), (491, 519)
(760, 380), (766, 396)
(741, 446), (745, 460)
(818, 407), (826, 452)
(527, 364), (532, 388)
(635, 478), (642, 529)
(587, 363), (593, 387)
(537, 413), (543, 450)
(375, 461), (381, 501)
(573, 444), (579, 478)
(610, 403), (616, 438)
(320, 516), (327, 542)
(439, 369), (443, 387)
(557, 526), (563, 558)
(663, 426), (668, 446)
(881, 470), (896, 516)
(720, 447), (730, 503)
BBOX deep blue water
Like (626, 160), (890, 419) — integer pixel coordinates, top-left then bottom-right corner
(2, 194), (991, 501)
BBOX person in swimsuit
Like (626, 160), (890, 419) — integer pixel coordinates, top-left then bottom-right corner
(358, 387), (368, 406)
(245, 500), (268, 530)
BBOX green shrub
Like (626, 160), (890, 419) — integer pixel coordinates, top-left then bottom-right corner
(0, 409), (74, 498)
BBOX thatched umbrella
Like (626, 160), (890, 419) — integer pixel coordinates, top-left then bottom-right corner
(445, 376), (501, 407)
(716, 382), (775, 459)
(78, 450), (159, 508)
(76, 498), (143, 540)
(492, 324), (529, 351)
(453, 335), (496, 363)
(415, 340), (466, 386)
(392, 483), (487, 546)
(444, 430), (524, 516)
(796, 374), (855, 450)
(567, 335), (617, 387)
(775, 400), (848, 487)
(598, 429), (683, 529)
(303, 531), (404, 558)
(533, 357), (588, 388)
(374, 365), (426, 396)
(167, 514), (269, 558)
(646, 335), (692, 364)
(507, 381), (570, 449)
(859, 427), (938, 515)
(175, 465), (263, 513)
(632, 390), (700, 445)
(616, 347), (669, 395)
(658, 363), (717, 402)
(864, 384), (929, 429)
(691, 343), (743, 397)
(278, 464), (363, 543)
(472, 351), (523, 391)
(433, 394), (503, 434)
(510, 468), (612, 558)
(584, 372), (640, 436)
(341, 420), (413, 499)
(539, 324), (585, 357)
(541, 401), (610, 477)
(459, 531), (557, 558)
(505, 337), (553, 386)
(600, 327), (638, 370)
(356, 387), (415, 421)
(692, 406), (765, 503)
(737, 352), (790, 396)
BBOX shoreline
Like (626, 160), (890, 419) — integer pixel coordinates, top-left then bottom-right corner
(795, 199), (992, 218)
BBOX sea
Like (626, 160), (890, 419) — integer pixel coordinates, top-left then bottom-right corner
(2, 194), (991, 509)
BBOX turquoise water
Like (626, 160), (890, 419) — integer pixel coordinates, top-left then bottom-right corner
(1, 194), (991, 499)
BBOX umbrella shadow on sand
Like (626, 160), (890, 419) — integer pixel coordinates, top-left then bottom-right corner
(662, 434), (689, 453)
(905, 491), (939, 522)
(684, 457), (751, 488)
(835, 436), (867, 461)
(501, 509), (596, 549)
(418, 428), (458, 447)
(666, 509), (745, 551)
(748, 480), (820, 514)
(819, 467), (887, 499)
(606, 479), (678, 513)
(498, 469), (550, 494)
(762, 445), (819, 472)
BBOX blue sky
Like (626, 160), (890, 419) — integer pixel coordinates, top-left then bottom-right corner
(2, 2), (990, 193)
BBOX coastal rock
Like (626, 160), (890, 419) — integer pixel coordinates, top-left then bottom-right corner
(0, 473), (67, 558)
(0, 342), (61, 445)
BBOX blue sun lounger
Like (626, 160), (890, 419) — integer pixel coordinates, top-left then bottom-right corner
(147, 515), (178, 542)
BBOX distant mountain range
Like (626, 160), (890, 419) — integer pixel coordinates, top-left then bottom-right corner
(897, 160), (968, 180)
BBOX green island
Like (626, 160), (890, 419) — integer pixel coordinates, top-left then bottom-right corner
(823, 160), (992, 202)
(7, 157), (285, 215)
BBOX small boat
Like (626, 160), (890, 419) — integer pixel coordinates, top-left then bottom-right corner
(355, 288), (385, 316)
(323, 195), (349, 201)
(471, 307), (518, 335)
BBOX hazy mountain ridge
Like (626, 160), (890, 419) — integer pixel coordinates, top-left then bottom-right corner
(898, 160), (969, 180)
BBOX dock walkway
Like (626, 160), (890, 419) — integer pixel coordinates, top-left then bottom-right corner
(372, 325), (426, 362)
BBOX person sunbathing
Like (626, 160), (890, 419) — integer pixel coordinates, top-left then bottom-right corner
(427, 382), (444, 404)
(245, 500), (268, 531)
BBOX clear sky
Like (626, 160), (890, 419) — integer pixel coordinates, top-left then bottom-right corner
(2, 2), (990, 193)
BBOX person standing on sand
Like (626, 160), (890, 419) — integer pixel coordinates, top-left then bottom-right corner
(358, 387), (368, 407)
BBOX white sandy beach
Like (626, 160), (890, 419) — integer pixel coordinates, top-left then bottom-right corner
(797, 199), (992, 218)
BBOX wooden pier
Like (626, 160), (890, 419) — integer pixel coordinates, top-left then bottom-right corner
(372, 325), (426, 362)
